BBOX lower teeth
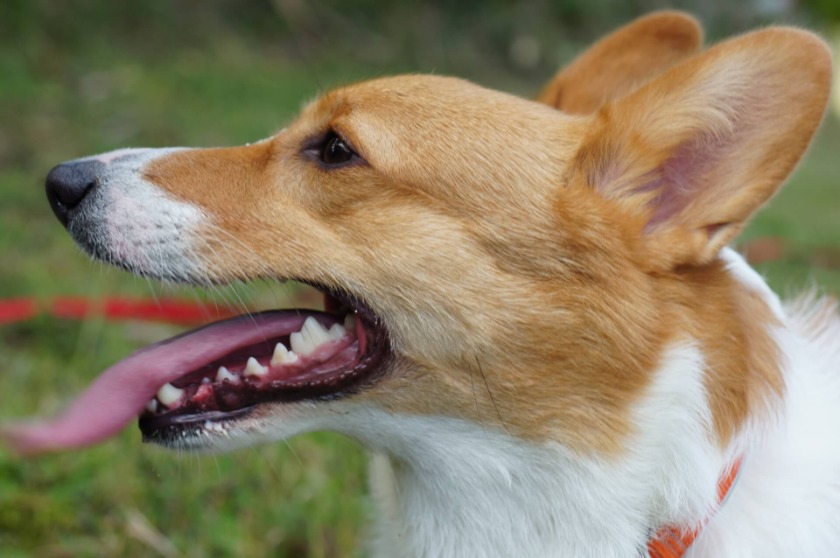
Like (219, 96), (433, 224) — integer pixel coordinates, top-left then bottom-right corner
(156, 382), (184, 407)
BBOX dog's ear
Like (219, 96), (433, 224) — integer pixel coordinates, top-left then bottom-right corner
(537, 11), (703, 114)
(572, 28), (831, 270)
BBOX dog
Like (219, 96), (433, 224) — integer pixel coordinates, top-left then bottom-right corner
(6, 11), (840, 557)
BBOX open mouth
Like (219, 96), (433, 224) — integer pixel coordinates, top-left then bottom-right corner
(138, 286), (390, 441)
(1, 285), (390, 456)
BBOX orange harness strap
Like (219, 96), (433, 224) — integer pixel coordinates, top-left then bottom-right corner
(646, 456), (743, 558)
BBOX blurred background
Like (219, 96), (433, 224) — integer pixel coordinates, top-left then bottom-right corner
(1, 1), (838, 556)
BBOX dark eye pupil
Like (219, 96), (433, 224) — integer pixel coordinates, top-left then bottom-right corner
(322, 135), (353, 165)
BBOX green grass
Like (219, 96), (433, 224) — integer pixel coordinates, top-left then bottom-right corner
(741, 118), (840, 294)
(1, 27), (839, 558)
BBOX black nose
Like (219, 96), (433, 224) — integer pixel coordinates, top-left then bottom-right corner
(45, 160), (104, 226)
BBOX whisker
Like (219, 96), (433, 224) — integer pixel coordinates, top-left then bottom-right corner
(468, 355), (488, 435)
(475, 356), (510, 436)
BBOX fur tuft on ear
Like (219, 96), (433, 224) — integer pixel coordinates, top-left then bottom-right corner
(573, 28), (832, 269)
(538, 11), (703, 114)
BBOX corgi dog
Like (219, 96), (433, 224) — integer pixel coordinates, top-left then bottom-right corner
(6, 11), (840, 558)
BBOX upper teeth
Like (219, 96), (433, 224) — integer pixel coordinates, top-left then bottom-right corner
(149, 314), (357, 411)
(290, 316), (332, 356)
(271, 342), (298, 366)
(157, 383), (184, 407)
(328, 322), (347, 340)
(243, 356), (268, 377)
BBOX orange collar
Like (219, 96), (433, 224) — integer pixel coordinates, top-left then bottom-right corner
(646, 456), (743, 558)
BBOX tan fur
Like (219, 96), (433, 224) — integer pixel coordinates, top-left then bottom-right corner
(655, 264), (783, 446)
(537, 11), (703, 113)
(144, 26), (830, 455)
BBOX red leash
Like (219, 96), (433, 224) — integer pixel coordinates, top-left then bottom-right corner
(0, 298), (39, 325)
(0, 296), (242, 326)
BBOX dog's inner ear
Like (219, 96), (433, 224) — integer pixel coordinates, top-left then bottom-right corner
(571, 28), (831, 270)
(537, 11), (702, 114)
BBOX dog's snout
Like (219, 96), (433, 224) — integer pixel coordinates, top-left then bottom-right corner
(45, 160), (104, 226)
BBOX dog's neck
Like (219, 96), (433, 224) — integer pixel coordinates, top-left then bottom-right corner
(366, 440), (655, 558)
(342, 342), (736, 558)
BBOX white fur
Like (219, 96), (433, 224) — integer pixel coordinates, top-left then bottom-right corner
(358, 347), (722, 558)
(88, 147), (152, 165)
(74, 148), (209, 282)
(720, 247), (785, 319)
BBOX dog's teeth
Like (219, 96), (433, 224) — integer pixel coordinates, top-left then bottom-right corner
(270, 342), (298, 366)
(302, 316), (332, 345)
(216, 366), (237, 382)
(328, 322), (346, 340)
(243, 357), (268, 377)
(290, 316), (333, 356)
(157, 383), (184, 407)
(343, 314), (357, 332)
(145, 399), (159, 413)
(290, 331), (315, 355)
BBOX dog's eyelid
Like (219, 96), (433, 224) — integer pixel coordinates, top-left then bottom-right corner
(300, 129), (365, 169)
(330, 128), (361, 155)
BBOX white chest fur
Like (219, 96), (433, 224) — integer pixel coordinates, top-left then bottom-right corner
(339, 344), (727, 558)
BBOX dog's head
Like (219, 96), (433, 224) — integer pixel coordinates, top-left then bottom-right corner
(6, 17), (831, 460)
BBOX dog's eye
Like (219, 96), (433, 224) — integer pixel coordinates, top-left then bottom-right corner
(321, 133), (356, 166)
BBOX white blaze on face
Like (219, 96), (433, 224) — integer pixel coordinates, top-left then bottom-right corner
(76, 147), (208, 281)
(88, 147), (152, 165)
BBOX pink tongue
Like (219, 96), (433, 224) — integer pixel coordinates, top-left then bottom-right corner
(1, 312), (313, 456)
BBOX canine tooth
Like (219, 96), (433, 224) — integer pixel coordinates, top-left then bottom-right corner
(243, 357), (268, 377)
(146, 399), (158, 413)
(157, 383), (184, 407)
(270, 342), (298, 366)
(328, 323), (346, 340)
(290, 331), (315, 356)
(344, 314), (357, 332)
(216, 366), (237, 382)
(302, 316), (332, 346)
